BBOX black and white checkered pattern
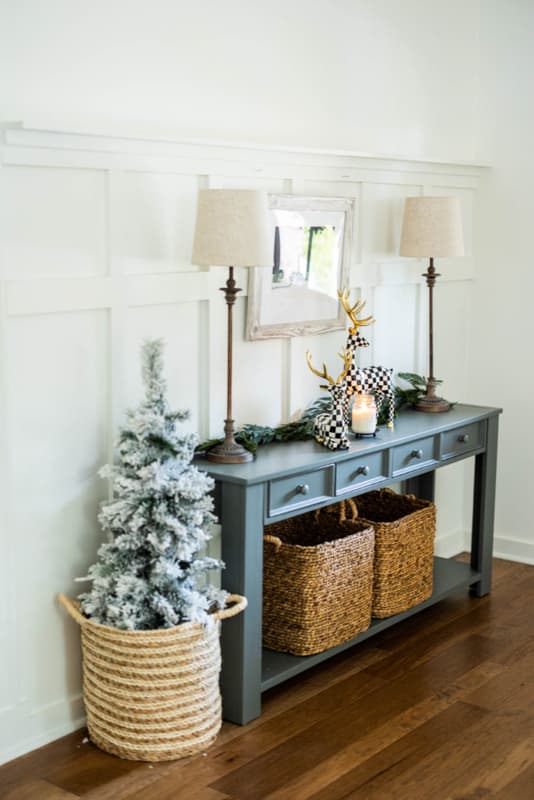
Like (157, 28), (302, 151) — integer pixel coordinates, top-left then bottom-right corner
(341, 315), (395, 429)
(348, 329), (370, 349)
(313, 383), (350, 450)
(346, 364), (395, 429)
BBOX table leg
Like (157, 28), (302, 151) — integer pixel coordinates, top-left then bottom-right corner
(404, 470), (435, 502)
(218, 482), (264, 725)
(471, 415), (499, 596)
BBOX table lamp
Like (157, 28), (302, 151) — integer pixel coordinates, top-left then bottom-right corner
(399, 196), (464, 412)
(192, 189), (272, 462)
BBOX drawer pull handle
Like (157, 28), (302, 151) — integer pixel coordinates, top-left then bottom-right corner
(296, 483), (310, 495)
(357, 465), (370, 476)
(458, 433), (470, 443)
(411, 449), (424, 459)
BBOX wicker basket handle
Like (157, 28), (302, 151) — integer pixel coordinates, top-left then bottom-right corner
(264, 534), (283, 551)
(339, 497), (359, 522)
(214, 594), (248, 621)
(57, 593), (86, 626)
(59, 591), (247, 625)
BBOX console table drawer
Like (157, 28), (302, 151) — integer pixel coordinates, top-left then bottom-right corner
(336, 451), (386, 495)
(267, 465), (335, 516)
(392, 435), (437, 477)
(440, 421), (486, 460)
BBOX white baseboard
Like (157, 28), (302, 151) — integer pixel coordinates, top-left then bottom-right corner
(435, 528), (534, 566)
(0, 715), (86, 767)
(493, 534), (534, 565)
(434, 528), (469, 558)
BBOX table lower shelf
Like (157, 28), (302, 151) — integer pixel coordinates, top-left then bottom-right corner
(261, 556), (481, 692)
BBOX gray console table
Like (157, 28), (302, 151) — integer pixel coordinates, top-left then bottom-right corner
(199, 403), (501, 725)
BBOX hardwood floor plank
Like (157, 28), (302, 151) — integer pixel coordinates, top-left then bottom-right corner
(490, 761), (534, 799)
(81, 759), (172, 800)
(126, 769), (237, 800)
(357, 702), (534, 799)
(210, 635), (498, 799)
(2, 779), (80, 799)
(444, 735), (534, 799)
(461, 650), (534, 712)
(305, 701), (489, 800)
(130, 785), (234, 800)
(264, 661), (504, 800)
(0, 731), (87, 795)
(44, 745), (144, 796)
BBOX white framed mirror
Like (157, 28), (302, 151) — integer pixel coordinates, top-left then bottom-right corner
(246, 194), (354, 340)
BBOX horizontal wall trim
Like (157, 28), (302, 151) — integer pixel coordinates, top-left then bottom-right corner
(1, 147), (482, 189)
(2, 124), (490, 170)
(5, 272), (210, 316)
(2, 125), (486, 186)
(3, 264), (472, 318)
(353, 259), (473, 287)
(3, 124), (491, 169)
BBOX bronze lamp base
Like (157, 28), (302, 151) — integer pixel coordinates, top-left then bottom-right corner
(414, 377), (450, 413)
(206, 419), (253, 464)
(205, 266), (254, 465)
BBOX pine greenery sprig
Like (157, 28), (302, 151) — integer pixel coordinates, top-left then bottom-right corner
(195, 397), (332, 455)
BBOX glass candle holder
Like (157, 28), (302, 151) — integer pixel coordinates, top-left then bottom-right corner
(351, 393), (377, 435)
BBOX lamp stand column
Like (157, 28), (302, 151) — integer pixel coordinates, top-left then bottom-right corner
(415, 257), (450, 413)
(207, 266), (253, 464)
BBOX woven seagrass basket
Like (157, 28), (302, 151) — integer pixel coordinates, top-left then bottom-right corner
(352, 488), (436, 618)
(262, 500), (374, 656)
(58, 592), (246, 762)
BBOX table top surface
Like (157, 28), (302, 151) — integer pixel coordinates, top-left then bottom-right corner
(195, 403), (502, 486)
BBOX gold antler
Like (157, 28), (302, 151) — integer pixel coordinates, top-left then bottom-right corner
(338, 289), (375, 330)
(306, 350), (334, 388)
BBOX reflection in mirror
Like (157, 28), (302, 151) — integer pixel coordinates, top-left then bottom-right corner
(246, 195), (354, 340)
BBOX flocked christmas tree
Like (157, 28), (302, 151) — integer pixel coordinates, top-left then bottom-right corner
(78, 339), (227, 630)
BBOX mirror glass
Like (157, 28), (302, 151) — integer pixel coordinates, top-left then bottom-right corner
(247, 195), (353, 340)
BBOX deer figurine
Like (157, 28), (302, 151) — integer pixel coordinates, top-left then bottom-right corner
(306, 349), (352, 450)
(338, 289), (395, 429)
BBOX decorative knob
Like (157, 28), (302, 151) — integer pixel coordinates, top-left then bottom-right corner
(411, 449), (424, 459)
(458, 433), (470, 443)
(357, 465), (370, 476)
(296, 483), (310, 495)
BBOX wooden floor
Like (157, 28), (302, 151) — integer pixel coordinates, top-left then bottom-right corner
(2, 557), (534, 800)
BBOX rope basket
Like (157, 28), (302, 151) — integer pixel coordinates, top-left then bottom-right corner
(58, 592), (246, 762)
(350, 488), (436, 618)
(263, 500), (375, 656)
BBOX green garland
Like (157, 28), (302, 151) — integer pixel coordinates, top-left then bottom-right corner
(196, 373), (442, 456)
(196, 397), (331, 456)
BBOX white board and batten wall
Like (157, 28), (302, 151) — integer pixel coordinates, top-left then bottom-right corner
(0, 125), (482, 762)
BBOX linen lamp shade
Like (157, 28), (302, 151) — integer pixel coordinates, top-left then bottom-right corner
(192, 189), (272, 268)
(399, 196), (464, 259)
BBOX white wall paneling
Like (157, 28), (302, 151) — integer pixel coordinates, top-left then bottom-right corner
(0, 125), (484, 763)
(0, 165), (108, 280)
